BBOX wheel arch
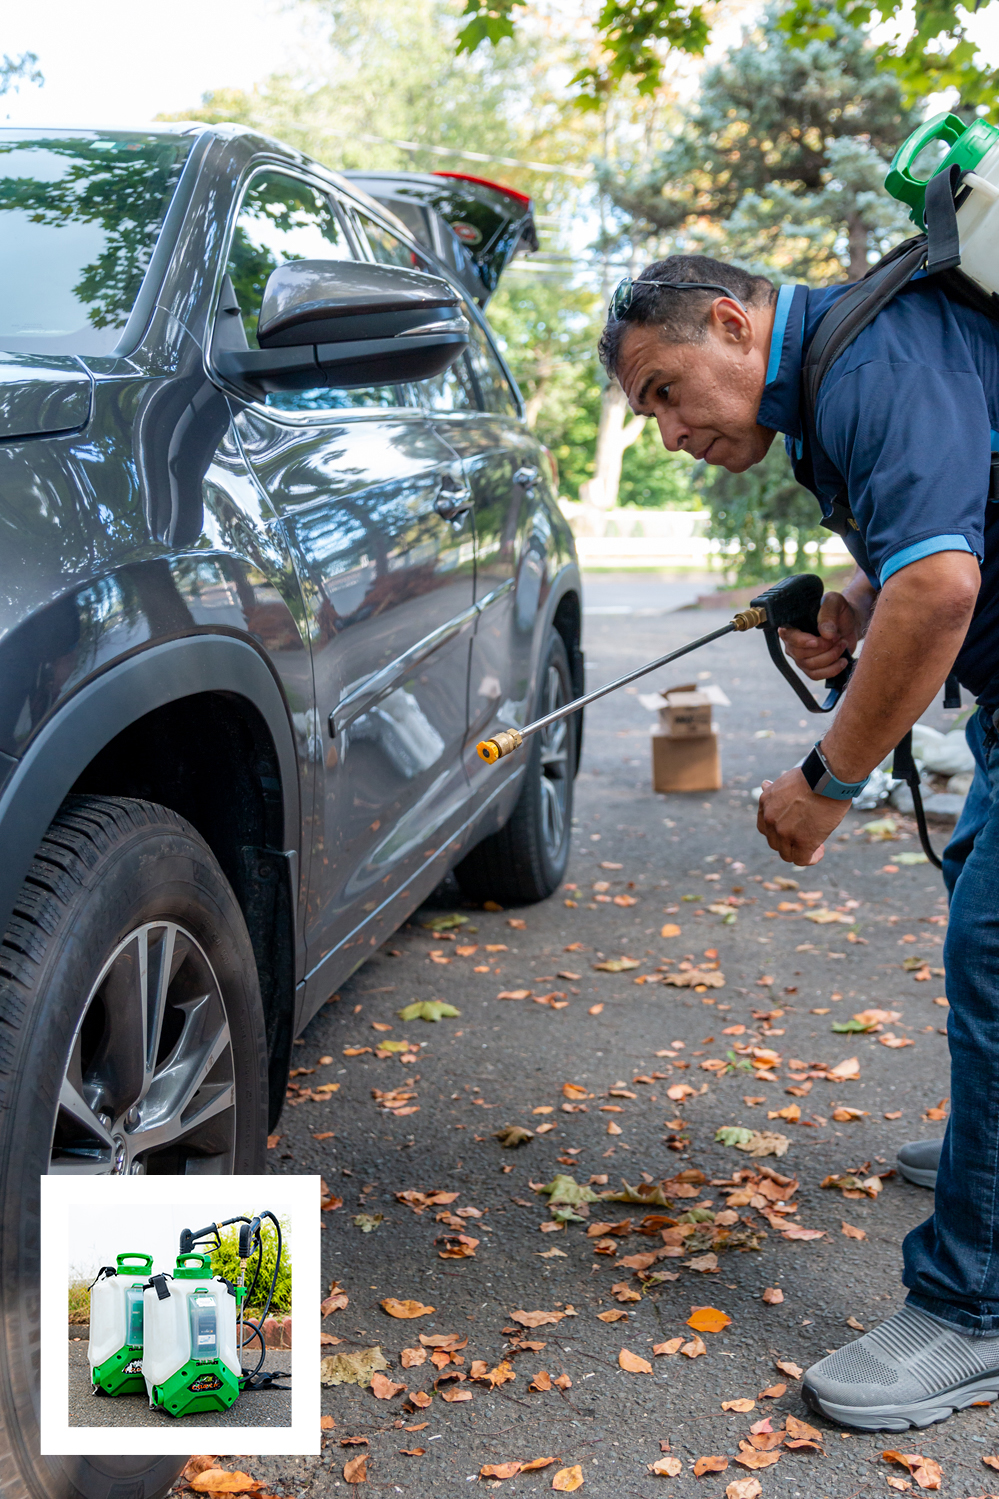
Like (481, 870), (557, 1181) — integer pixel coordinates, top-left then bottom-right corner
(0, 635), (303, 1129)
(548, 566), (584, 775)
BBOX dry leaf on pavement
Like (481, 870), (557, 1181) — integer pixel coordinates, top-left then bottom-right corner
(530, 1371), (553, 1391)
(597, 1309), (629, 1322)
(369, 1372), (404, 1400)
(653, 1338), (684, 1356)
(419, 1333), (468, 1350)
(340, 1438), (368, 1447)
(722, 1398), (755, 1412)
(551, 1466), (584, 1491)
(521, 1459), (556, 1472)
(511, 1309), (564, 1327)
(618, 1348), (653, 1373)
(758, 1383), (786, 1398)
(693, 1456), (728, 1475)
(775, 1359), (803, 1379)
(688, 1253), (719, 1273)
(886, 1479), (912, 1492)
(319, 1417), (335, 1430)
(495, 1125), (534, 1148)
(762, 1287), (784, 1304)
(441, 1386), (473, 1403)
(841, 1222), (867, 1239)
(320, 1347), (389, 1388)
(481, 1464), (522, 1480)
(400, 1348), (426, 1368)
(882, 1453), (942, 1490)
(687, 1306), (732, 1333)
(984, 1454), (999, 1470)
(399, 1448), (425, 1457)
(649, 1456), (683, 1476)
(380, 1298), (435, 1319)
(681, 1335), (707, 1358)
(610, 1282), (642, 1303)
(726, 1480), (763, 1499)
(343, 1455), (367, 1484)
(407, 1390), (432, 1409)
(190, 1474), (263, 1494)
(180, 1459), (218, 1484)
(785, 1415), (823, 1442)
(735, 1445), (781, 1470)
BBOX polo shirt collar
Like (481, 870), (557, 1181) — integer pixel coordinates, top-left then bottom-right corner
(756, 283), (809, 441)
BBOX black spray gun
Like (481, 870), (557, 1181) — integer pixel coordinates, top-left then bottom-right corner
(476, 573), (942, 867)
(179, 1211), (288, 1392)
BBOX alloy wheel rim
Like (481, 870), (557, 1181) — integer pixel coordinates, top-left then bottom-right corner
(538, 663), (570, 861)
(50, 921), (236, 1175)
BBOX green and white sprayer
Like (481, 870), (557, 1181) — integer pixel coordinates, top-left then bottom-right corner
(141, 1212), (288, 1418)
(87, 1252), (154, 1396)
(886, 112), (999, 297)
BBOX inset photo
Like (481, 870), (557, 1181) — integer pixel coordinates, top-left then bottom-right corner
(41, 1175), (320, 1455)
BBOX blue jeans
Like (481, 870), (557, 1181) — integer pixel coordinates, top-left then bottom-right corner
(903, 706), (999, 1332)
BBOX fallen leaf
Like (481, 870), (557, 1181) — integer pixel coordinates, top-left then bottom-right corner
(688, 1253), (719, 1273)
(343, 1455), (368, 1484)
(762, 1287), (784, 1305)
(653, 1338), (684, 1356)
(190, 1474), (263, 1494)
(780, 1223), (826, 1240)
(775, 1359), (803, 1379)
(551, 1467), (584, 1491)
(661, 923), (682, 938)
(649, 1455), (683, 1476)
(380, 1299), (435, 1319)
(472, 1361), (516, 1388)
(399, 1448), (425, 1457)
(841, 1221), (867, 1240)
(693, 1456), (728, 1475)
(734, 1446), (781, 1470)
(758, 1383), (786, 1399)
(588, 1003), (604, 1015)
(419, 1333), (468, 1350)
(687, 1307), (732, 1333)
(553, 1373), (572, 1389)
(611, 1281), (642, 1303)
(370, 1372), (405, 1400)
(353, 1213), (384, 1233)
(598, 1309), (629, 1323)
(407, 1390), (432, 1409)
(521, 1459), (556, 1472)
(984, 1455), (999, 1471)
(722, 1398), (756, 1412)
(320, 1347), (390, 1387)
(882, 1452), (943, 1490)
(618, 1348), (653, 1374)
(441, 1386), (473, 1402)
(681, 1335), (707, 1358)
(396, 1000), (460, 1022)
(400, 1347), (427, 1368)
(180, 1459), (219, 1485)
(785, 1415), (823, 1442)
(886, 1479), (912, 1493)
(495, 1125), (534, 1148)
(437, 1233), (479, 1259)
(497, 989), (532, 1001)
(725, 1481), (762, 1499)
(511, 1309), (564, 1328)
(827, 1056), (861, 1081)
(481, 1464), (522, 1480)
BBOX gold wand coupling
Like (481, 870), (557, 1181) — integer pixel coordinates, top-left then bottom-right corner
(477, 727), (523, 763)
(731, 605), (766, 631)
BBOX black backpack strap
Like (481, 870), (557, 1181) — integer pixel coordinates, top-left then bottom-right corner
(86, 1267), (116, 1290)
(801, 235), (928, 424)
(924, 164), (964, 274)
(240, 1369), (291, 1392)
(149, 1273), (171, 1301)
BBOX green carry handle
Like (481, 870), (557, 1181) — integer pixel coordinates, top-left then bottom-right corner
(174, 1252), (214, 1277)
(887, 111), (999, 226)
(116, 1252), (153, 1273)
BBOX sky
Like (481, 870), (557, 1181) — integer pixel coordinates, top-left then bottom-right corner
(67, 1200), (284, 1283)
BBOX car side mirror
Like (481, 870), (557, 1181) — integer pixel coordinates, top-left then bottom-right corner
(212, 260), (469, 395)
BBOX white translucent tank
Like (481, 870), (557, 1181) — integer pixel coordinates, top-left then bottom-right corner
(141, 1254), (240, 1403)
(957, 140), (999, 298)
(88, 1253), (152, 1378)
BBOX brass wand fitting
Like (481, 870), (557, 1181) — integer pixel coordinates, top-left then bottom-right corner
(730, 605), (767, 631)
(476, 727), (523, 763)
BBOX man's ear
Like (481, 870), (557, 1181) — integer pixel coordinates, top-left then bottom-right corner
(711, 296), (753, 345)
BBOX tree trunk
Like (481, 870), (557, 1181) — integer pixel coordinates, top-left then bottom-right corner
(579, 379), (647, 510)
(846, 211), (869, 282)
(522, 357), (553, 431)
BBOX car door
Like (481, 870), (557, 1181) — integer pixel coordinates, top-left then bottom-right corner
(217, 169), (477, 981)
(351, 209), (546, 800)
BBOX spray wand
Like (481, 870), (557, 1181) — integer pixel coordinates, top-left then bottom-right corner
(475, 572), (941, 867)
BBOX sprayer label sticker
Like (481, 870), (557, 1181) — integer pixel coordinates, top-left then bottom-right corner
(197, 1333), (214, 1344)
(124, 1360), (142, 1375)
(189, 1373), (223, 1392)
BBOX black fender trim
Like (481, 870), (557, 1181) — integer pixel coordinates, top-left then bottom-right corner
(0, 635), (301, 950)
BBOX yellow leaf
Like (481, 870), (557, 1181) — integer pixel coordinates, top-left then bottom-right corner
(380, 1298), (435, 1319)
(551, 1465), (584, 1491)
(618, 1348), (653, 1374)
(660, 923), (682, 938)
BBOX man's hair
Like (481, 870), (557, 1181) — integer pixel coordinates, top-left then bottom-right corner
(597, 254), (776, 375)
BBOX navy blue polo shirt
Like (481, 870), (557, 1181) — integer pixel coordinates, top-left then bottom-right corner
(756, 279), (999, 707)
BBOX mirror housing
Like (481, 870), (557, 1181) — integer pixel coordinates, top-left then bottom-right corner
(212, 260), (469, 394)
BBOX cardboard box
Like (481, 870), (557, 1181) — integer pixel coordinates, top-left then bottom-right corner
(651, 727), (722, 793)
(661, 690), (713, 738)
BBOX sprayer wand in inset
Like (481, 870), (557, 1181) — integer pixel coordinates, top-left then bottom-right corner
(476, 573), (854, 765)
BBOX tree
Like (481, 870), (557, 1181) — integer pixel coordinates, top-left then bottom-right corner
(457, 0), (998, 122)
(699, 440), (828, 583)
(0, 52), (42, 102)
(604, 5), (920, 282)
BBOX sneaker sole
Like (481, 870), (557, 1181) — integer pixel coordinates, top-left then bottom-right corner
(898, 1163), (937, 1189)
(803, 1370), (999, 1432)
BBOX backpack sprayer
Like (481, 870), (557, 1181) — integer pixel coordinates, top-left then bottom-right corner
(88, 1253), (154, 1396)
(477, 572), (944, 867)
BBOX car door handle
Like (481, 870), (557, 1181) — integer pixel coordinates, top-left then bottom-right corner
(513, 464), (540, 491)
(434, 482), (473, 522)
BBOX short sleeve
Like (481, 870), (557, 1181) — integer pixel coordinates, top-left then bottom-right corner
(816, 360), (990, 585)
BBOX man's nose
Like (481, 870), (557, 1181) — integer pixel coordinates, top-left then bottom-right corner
(656, 411), (688, 454)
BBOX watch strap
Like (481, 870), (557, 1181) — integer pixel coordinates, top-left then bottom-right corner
(801, 742), (869, 801)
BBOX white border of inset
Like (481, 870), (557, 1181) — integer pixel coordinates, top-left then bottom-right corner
(41, 1174), (320, 1455)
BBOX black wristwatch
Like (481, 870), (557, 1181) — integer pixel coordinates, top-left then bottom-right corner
(800, 741), (870, 801)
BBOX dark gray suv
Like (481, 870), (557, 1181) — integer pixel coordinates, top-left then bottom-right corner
(0, 124), (581, 1499)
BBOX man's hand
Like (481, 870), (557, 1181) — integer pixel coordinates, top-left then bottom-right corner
(757, 769), (851, 866)
(778, 589), (863, 681)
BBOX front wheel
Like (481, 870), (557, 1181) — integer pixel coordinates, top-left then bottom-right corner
(456, 628), (576, 904)
(0, 794), (269, 1499)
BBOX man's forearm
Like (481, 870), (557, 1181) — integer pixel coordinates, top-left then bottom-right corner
(820, 553), (980, 783)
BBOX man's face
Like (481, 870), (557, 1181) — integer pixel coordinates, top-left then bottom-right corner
(616, 297), (776, 473)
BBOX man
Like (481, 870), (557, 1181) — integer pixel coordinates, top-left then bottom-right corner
(598, 254), (999, 1431)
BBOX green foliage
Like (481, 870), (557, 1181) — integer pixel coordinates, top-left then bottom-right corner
(211, 1219), (292, 1316)
(68, 1283), (90, 1324)
(1, 52), (42, 97)
(700, 440), (828, 584)
(618, 427), (699, 509)
(605, 4), (919, 281)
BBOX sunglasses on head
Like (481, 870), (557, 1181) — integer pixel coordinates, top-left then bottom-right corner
(608, 276), (746, 321)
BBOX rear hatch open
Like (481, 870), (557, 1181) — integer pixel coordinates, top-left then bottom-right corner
(343, 169), (537, 306)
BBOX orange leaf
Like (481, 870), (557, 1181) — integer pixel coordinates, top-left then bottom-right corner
(511, 1309), (564, 1327)
(407, 1390), (432, 1409)
(649, 1455), (683, 1476)
(597, 1309), (629, 1322)
(400, 1348), (427, 1368)
(886, 1479), (911, 1492)
(784, 1415), (822, 1442)
(370, 1372), (405, 1400)
(441, 1386), (473, 1402)
(521, 1459), (556, 1472)
(191, 1475), (263, 1494)
(984, 1455), (999, 1471)
(653, 1337), (684, 1356)
(762, 1287), (784, 1304)
(841, 1220), (867, 1240)
(758, 1383), (786, 1399)
(681, 1335), (707, 1358)
(419, 1333), (468, 1349)
(551, 1466), (584, 1491)
(343, 1455), (367, 1484)
(553, 1373), (572, 1389)
(687, 1306), (731, 1333)
(775, 1359), (803, 1379)
(735, 1446), (780, 1470)
(320, 1416), (335, 1431)
(722, 1398), (755, 1412)
(480, 1464), (522, 1479)
(693, 1456), (728, 1476)
(530, 1371), (553, 1392)
(182, 1460), (221, 1484)
(725, 1480), (763, 1499)
(340, 1438), (369, 1447)
(618, 1348), (653, 1374)
(661, 923), (682, 938)
(399, 1448), (425, 1457)
(381, 1298), (435, 1319)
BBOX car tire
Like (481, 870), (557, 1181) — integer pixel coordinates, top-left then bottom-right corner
(0, 794), (269, 1499)
(456, 628), (576, 905)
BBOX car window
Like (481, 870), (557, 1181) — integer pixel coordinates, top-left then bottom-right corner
(355, 212), (480, 415)
(463, 317), (519, 419)
(225, 172), (409, 412)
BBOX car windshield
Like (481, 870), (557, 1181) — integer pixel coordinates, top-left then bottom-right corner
(0, 131), (192, 355)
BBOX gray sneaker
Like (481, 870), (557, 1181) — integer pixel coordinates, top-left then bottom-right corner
(897, 1139), (942, 1189)
(803, 1306), (999, 1431)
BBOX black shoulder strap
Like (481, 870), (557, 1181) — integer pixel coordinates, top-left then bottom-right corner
(240, 1369), (291, 1392)
(924, 164), (963, 275)
(149, 1273), (171, 1301)
(86, 1267), (116, 1291)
